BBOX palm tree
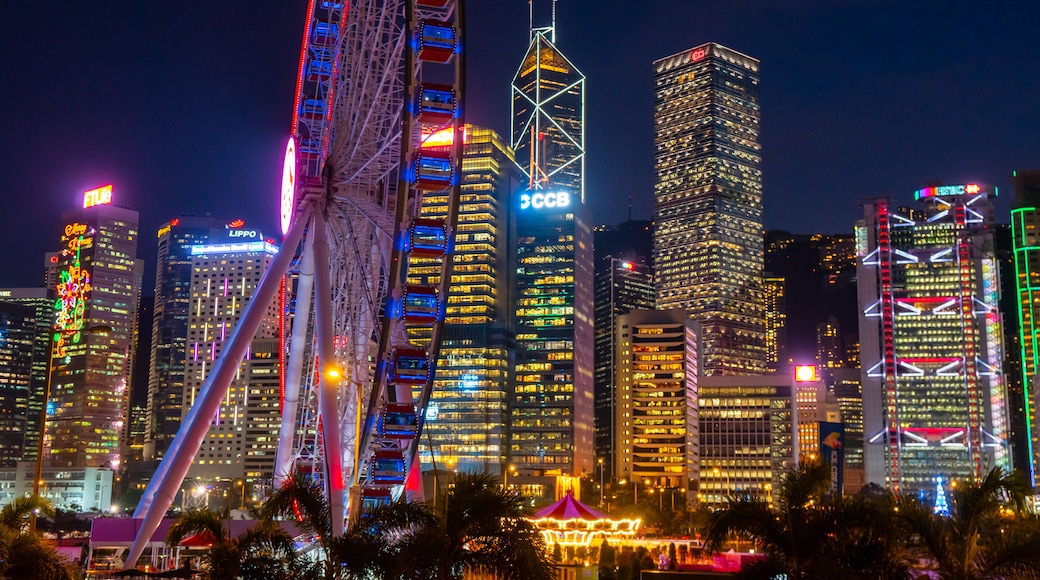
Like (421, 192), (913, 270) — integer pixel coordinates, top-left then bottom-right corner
(705, 458), (912, 579)
(260, 473), (432, 579)
(0, 495), (77, 580)
(166, 509), (239, 578)
(166, 508), (308, 579)
(896, 467), (1040, 580)
(388, 472), (554, 580)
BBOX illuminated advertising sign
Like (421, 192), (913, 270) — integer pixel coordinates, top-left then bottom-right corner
(519, 190), (571, 210)
(281, 137), (296, 236)
(690, 47), (709, 62)
(55, 223), (92, 357)
(191, 241), (278, 256)
(819, 422), (845, 497)
(795, 365), (818, 382)
(914, 184), (986, 200)
(83, 185), (113, 208)
(421, 126), (467, 148)
(227, 229), (260, 239)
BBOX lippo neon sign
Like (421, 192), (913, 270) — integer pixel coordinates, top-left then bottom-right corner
(83, 185), (113, 208)
(520, 191), (571, 210)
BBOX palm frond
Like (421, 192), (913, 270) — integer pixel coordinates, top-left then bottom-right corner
(164, 508), (228, 547)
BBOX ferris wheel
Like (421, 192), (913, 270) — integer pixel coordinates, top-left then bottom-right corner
(126, 0), (465, 565)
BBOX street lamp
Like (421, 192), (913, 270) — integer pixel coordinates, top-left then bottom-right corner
(504, 464), (517, 489)
(236, 479), (245, 508)
(598, 458), (604, 506)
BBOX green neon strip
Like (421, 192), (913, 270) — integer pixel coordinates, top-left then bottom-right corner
(1012, 209), (1038, 481)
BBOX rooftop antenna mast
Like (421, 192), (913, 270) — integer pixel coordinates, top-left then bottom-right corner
(529, 0), (557, 43)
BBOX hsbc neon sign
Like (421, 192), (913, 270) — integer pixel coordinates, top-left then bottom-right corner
(520, 191), (571, 210)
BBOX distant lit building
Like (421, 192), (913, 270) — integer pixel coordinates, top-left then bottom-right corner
(1010, 169), (1040, 486)
(594, 255), (654, 476)
(764, 275), (786, 370)
(0, 288), (53, 464)
(183, 230), (280, 486)
(793, 366), (841, 460)
(408, 125), (517, 475)
(614, 309), (698, 496)
(48, 186), (143, 469)
(831, 368), (865, 494)
(858, 184), (1010, 493)
(819, 233), (857, 287)
(653, 43), (766, 376)
(0, 302), (36, 465)
(699, 374), (797, 506)
(0, 461), (113, 512)
(816, 316), (843, 369)
(145, 216), (224, 463)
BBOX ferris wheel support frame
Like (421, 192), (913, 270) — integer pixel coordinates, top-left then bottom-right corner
(273, 233), (314, 489)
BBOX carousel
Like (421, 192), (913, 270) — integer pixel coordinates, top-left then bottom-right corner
(527, 490), (641, 547)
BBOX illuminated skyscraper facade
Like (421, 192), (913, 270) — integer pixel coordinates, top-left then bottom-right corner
(183, 230), (281, 485)
(699, 374), (797, 506)
(408, 125), (517, 475)
(858, 185), (1010, 493)
(0, 302), (36, 465)
(763, 276), (786, 370)
(653, 43), (765, 376)
(0, 288), (53, 463)
(145, 216), (223, 462)
(614, 309), (699, 493)
(1010, 170), (1040, 485)
(513, 202), (594, 477)
(594, 256), (653, 475)
(48, 187), (143, 469)
(510, 17), (593, 478)
(511, 24), (584, 200)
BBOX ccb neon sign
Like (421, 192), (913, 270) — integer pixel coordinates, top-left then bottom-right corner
(520, 191), (571, 210)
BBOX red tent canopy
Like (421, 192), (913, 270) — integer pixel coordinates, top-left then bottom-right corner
(534, 491), (608, 520)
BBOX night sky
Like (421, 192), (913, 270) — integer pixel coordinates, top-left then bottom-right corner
(1, 1), (1038, 289)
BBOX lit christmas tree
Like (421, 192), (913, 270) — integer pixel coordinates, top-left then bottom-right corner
(933, 475), (950, 517)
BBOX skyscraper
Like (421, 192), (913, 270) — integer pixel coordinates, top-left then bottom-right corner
(183, 229), (281, 486)
(408, 125), (517, 475)
(510, 15), (593, 478)
(0, 302), (36, 465)
(145, 216), (224, 462)
(48, 186), (143, 469)
(1010, 170), (1040, 485)
(858, 184), (1010, 493)
(593, 253), (653, 476)
(614, 309), (698, 494)
(653, 43), (765, 376)
(0, 288), (53, 463)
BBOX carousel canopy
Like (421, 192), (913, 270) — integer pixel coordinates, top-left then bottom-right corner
(535, 490), (607, 520)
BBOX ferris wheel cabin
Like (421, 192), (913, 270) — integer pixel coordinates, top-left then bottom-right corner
(416, 84), (457, 125)
(416, 20), (457, 63)
(378, 404), (419, 439)
(412, 151), (454, 190)
(405, 219), (449, 256)
(388, 348), (431, 386)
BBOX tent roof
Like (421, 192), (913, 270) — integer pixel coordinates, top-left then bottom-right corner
(534, 491), (608, 520)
